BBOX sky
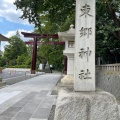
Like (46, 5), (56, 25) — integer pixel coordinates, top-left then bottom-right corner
(0, 0), (34, 51)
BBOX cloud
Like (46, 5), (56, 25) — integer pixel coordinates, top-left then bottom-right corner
(4, 29), (33, 41)
(0, 0), (33, 25)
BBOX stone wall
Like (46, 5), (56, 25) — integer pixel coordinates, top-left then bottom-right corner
(96, 71), (120, 100)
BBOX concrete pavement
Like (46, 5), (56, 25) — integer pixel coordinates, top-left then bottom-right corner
(0, 72), (62, 120)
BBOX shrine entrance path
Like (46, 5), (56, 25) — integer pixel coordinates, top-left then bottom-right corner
(0, 72), (62, 120)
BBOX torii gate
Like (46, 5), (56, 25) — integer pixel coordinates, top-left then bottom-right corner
(21, 32), (66, 74)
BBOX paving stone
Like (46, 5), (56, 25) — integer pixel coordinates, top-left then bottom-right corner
(20, 104), (38, 114)
(12, 112), (32, 120)
(0, 107), (22, 118)
(0, 116), (12, 120)
(32, 90), (49, 101)
(38, 90), (49, 97)
(21, 92), (38, 101)
(0, 91), (21, 105)
(13, 92), (38, 107)
(31, 108), (51, 119)
(0, 112), (14, 118)
(20, 99), (42, 114)
(0, 92), (28, 114)
(44, 96), (56, 101)
(13, 100), (28, 107)
(32, 94), (43, 101)
(39, 100), (53, 109)
(0, 73), (61, 120)
(29, 99), (43, 105)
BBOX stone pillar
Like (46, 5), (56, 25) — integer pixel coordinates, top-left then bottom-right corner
(74, 0), (95, 91)
(54, 0), (119, 120)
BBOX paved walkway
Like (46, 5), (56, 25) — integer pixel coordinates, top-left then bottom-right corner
(0, 72), (62, 120)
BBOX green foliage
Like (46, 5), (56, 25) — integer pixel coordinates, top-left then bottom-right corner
(16, 54), (31, 67)
(14, 0), (75, 31)
(0, 55), (6, 67)
(4, 35), (27, 60)
(96, 0), (120, 63)
(37, 43), (64, 71)
(3, 32), (32, 68)
(8, 65), (30, 68)
(14, 0), (120, 64)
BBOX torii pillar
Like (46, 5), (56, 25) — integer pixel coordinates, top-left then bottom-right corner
(31, 37), (37, 74)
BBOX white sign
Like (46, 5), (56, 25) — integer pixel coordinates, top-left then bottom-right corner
(39, 64), (43, 70)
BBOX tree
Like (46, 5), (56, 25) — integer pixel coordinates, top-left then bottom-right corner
(14, 0), (119, 36)
(14, 0), (120, 64)
(0, 55), (6, 67)
(4, 33), (27, 65)
(96, 0), (120, 63)
(14, 0), (75, 31)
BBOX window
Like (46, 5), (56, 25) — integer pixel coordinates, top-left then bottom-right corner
(68, 41), (75, 48)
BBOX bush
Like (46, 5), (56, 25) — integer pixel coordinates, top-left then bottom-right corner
(8, 65), (30, 68)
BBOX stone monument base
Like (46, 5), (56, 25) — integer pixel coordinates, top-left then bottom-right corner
(45, 64), (52, 73)
(54, 88), (119, 120)
(61, 75), (74, 86)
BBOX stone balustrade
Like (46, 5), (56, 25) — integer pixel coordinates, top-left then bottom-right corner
(96, 64), (120, 71)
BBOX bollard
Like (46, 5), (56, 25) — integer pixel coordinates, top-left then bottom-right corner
(9, 71), (11, 75)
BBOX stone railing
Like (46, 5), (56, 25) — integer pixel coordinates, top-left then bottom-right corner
(96, 64), (120, 71)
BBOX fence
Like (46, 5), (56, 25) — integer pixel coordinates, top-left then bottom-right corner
(96, 64), (120, 71)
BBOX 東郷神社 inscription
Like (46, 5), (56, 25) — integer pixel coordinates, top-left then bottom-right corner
(80, 4), (93, 18)
(79, 47), (92, 62)
(74, 0), (95, 91)
(79, 69), (92, 80)
(79, 27), (92, 38)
